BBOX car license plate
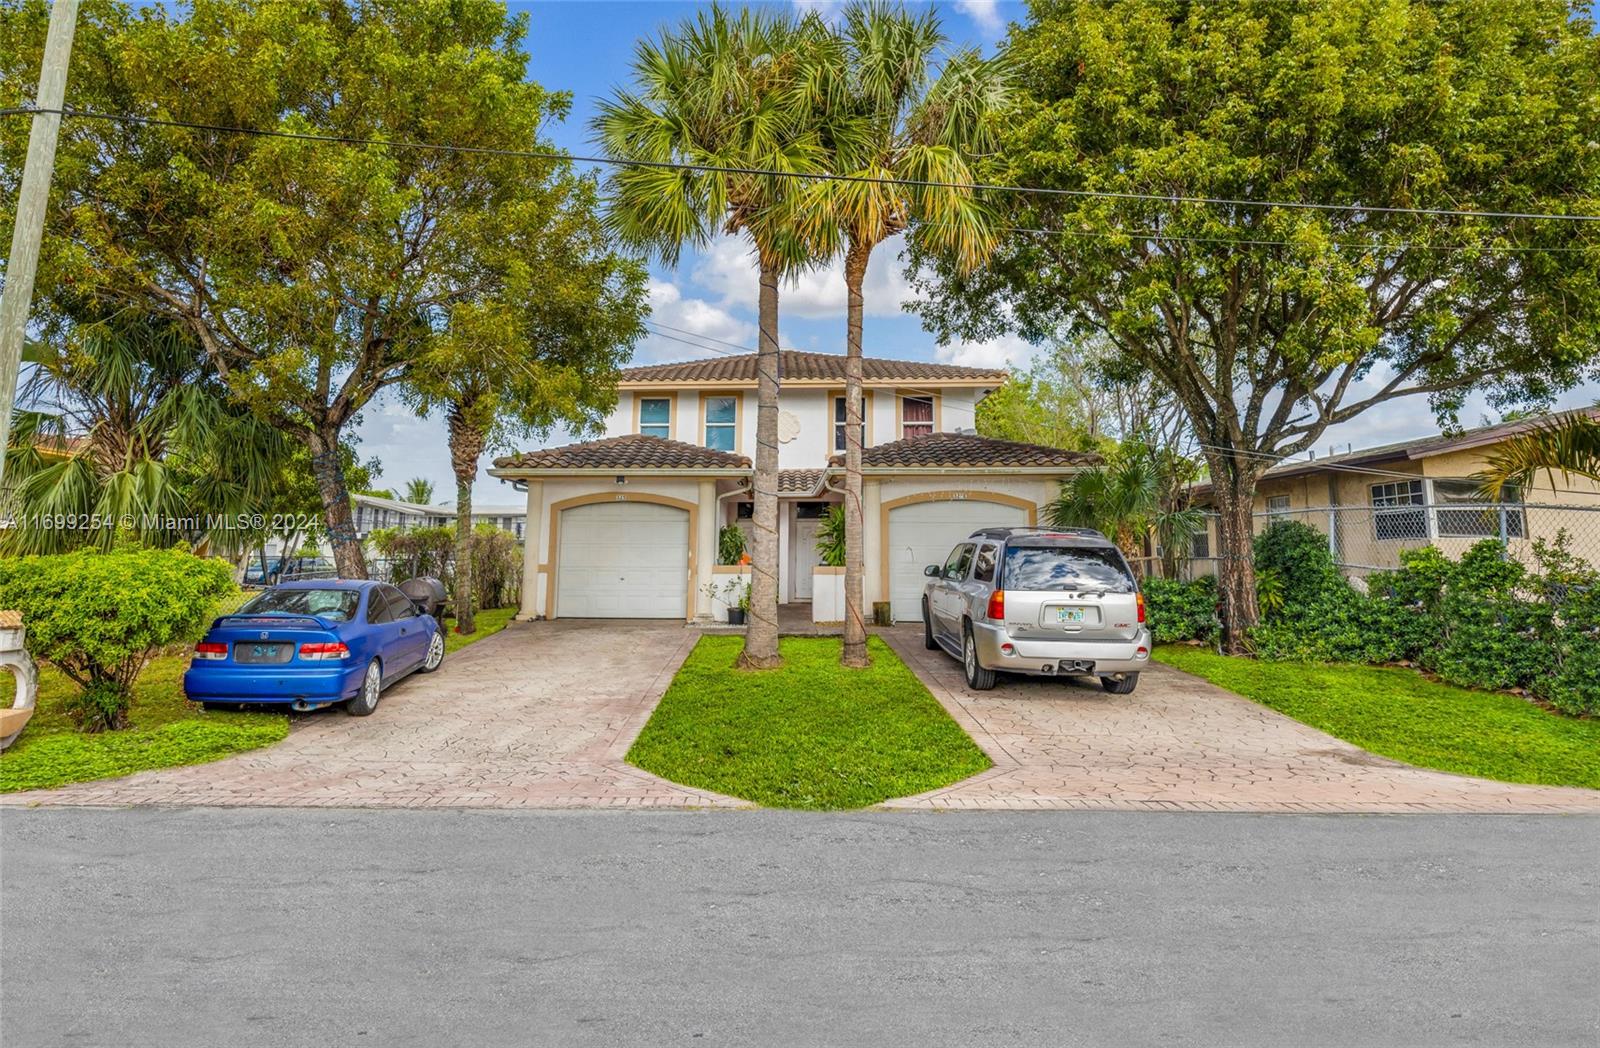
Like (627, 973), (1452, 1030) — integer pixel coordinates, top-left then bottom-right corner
(235, 643), (290, 664)
(1055, 607), (1087, 623)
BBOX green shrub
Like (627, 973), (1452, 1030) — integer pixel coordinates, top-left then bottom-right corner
(0, 547), (237, 731)
(1434, 540), (1554, 692)
(815, 504), (846, 568)
(368, 524), (521, 609)
(1365, 546), (1453, 665)
(1247, 520), (1398, 662)
(1253, 520), (1342, 609)
(1528, 534), (1600, 716)
(1142, 576), (1217, 643)
(717, 523), (747, 566)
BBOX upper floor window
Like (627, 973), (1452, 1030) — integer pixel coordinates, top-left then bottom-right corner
(639, 397), (671, 439)
(901, 395), (934, 439)
(704, 395), (737, 452)
(833, 393), (865, 453)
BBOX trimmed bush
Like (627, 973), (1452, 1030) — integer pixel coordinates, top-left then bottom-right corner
(1433, 541), (1554, 691)
(0, 547), (237, 731)
(1143, 576), (1218, 643)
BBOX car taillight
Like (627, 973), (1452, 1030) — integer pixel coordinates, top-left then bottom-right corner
(299, 641), (351, 661)
(1137, 592), (1146, 623)
(986, 590), (1005, 621)
(194, 641), (228, 661)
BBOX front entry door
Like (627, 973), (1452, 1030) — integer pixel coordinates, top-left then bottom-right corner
(791, 516), (820, 600)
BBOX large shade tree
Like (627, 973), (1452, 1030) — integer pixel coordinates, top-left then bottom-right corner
(800, 1), (1008, 668)
(912, 0), (1600, 650)
(595, 5), (833, 668)
(0, 0), (636, 579)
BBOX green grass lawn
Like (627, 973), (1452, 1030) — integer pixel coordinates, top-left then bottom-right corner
(627, 635), (990, 809)
(1, 603), (518, 793)
(442, 606), (516, 653)
(1154, 647), (1600, 790)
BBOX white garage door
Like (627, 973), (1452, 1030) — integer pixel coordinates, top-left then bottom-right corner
(557, 501), (689, 618)
(887, 498), (1029, 622)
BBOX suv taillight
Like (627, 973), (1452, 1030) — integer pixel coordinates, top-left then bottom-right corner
(299, 641), (351, 661)
(986, 590), (1005, 621)
(194, 641), (228, 661)
(1136, 592), (1146, 623)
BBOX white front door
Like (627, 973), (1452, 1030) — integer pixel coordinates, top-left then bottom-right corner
(556, 500), (689, 618)
(791, 516), (820, 600)
(887, 498), (1030, 622)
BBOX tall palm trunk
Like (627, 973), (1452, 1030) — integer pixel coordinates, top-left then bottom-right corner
(447, 401), (485, 636)
(841, 239), (870, 668)
(306, 424), (366, 579)
(739, 257), (783, 669)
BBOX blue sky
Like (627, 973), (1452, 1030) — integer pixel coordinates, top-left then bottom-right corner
(354, 0), (1597, 502)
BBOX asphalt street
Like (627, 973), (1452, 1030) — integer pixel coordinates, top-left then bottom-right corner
(2, 808), (1596, 1048)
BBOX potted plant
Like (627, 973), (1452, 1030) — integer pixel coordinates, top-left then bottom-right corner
(717, 523), (747, 566)
(728, 578), (750, 626)
(812, 504), (847, 624)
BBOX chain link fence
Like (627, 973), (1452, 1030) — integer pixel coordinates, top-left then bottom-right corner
(1175, 502), (1600, 581)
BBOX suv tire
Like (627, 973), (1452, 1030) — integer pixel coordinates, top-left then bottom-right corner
(922, 599), (939, 650)
(1101, 673), (1139, 695)
(963, 625), (997, 691)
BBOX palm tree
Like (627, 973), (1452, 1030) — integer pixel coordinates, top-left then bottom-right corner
(404, 477), (435, 505)
(595, 5), (834, 669)
(1477, 410), (1600, 500)
(1047, 444), (1204, 578)
(4, 315), (289, 557)
(802, 2), (1009, 667)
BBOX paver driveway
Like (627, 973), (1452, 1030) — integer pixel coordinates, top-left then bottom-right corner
(881, 629), (1600, 814)
(1, 621), (743, 810)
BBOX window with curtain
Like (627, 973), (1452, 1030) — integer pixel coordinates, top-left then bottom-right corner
(901, 396), (934, 439)
(704, 396), (737, 452)
(833, 394), (865, 452)
(639, 397), (671, 439)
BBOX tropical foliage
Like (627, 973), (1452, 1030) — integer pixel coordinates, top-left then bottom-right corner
(1045, 441), (1204, 578)
(911, 0), (1600, 651)
(1476, 410), (1600, 501)
(403, 479), (436, 505)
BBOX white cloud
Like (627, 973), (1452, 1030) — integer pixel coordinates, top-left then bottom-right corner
(635, 277), (757, 363)
(932, 331), (1039, 371)
(691, 233), (917, 321)
(790, 0), (845, 21)
(955, 0), (1004, 33)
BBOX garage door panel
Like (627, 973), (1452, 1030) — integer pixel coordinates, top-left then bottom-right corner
(557, 501), (689, 619)
(888, 499), (1030, 622)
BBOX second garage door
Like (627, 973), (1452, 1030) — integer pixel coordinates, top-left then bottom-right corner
(556, 500), (689, 619)
(886, 498), (1030, 621)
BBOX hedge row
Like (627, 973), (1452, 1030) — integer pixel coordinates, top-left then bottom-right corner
(1140, 522), (1598, 716)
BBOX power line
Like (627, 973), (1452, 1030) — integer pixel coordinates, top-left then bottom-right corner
(6, 104), (1600, 225)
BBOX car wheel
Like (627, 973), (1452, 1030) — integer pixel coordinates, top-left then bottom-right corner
(963, 626), (997, 691)
(922, 599), (939, 650)
(418, 629), (445, 673)
(347, 659), (383, 717)
(1101, 673), (1139, 695)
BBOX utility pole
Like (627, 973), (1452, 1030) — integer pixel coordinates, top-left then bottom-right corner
(0, 0), (80, 491)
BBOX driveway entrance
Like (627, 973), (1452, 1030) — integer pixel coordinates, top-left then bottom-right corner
(881, 630), (1600, 813)
(2, 622), (742, 809)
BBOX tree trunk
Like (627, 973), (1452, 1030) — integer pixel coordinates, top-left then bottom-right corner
(1206, 453), (1263, 653)
(738, 257), (783, 670)
(447, 402), (484, 636)
(306, 425), (366, 579)
(841, 240), (870, 668)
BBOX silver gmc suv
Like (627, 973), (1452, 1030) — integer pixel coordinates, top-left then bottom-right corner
(920, 527), (1152, 693)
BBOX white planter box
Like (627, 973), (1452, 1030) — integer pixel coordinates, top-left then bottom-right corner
(812, 568), (845, 624)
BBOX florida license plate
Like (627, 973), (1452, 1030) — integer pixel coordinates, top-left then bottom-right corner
(1055, 607), (1087, 623)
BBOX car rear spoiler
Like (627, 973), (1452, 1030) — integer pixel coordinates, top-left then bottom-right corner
(214, 614), (337, 631)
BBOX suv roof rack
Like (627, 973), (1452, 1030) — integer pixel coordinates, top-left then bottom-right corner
(968, 525), (1110, 542)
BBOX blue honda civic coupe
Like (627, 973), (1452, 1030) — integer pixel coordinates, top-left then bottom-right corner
(184, 579), (446, 716)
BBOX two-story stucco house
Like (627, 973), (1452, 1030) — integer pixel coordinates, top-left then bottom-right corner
(487, 350), (1095, 623)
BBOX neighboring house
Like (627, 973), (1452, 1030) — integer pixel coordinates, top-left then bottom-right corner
(1188, 407), (1600, 575)
(350, 493), (528, 541)
(487, 350), (1097, 622)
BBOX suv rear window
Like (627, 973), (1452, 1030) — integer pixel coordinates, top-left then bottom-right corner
(240, 588), (360, 621)
(1002, 546), (1135, 593)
